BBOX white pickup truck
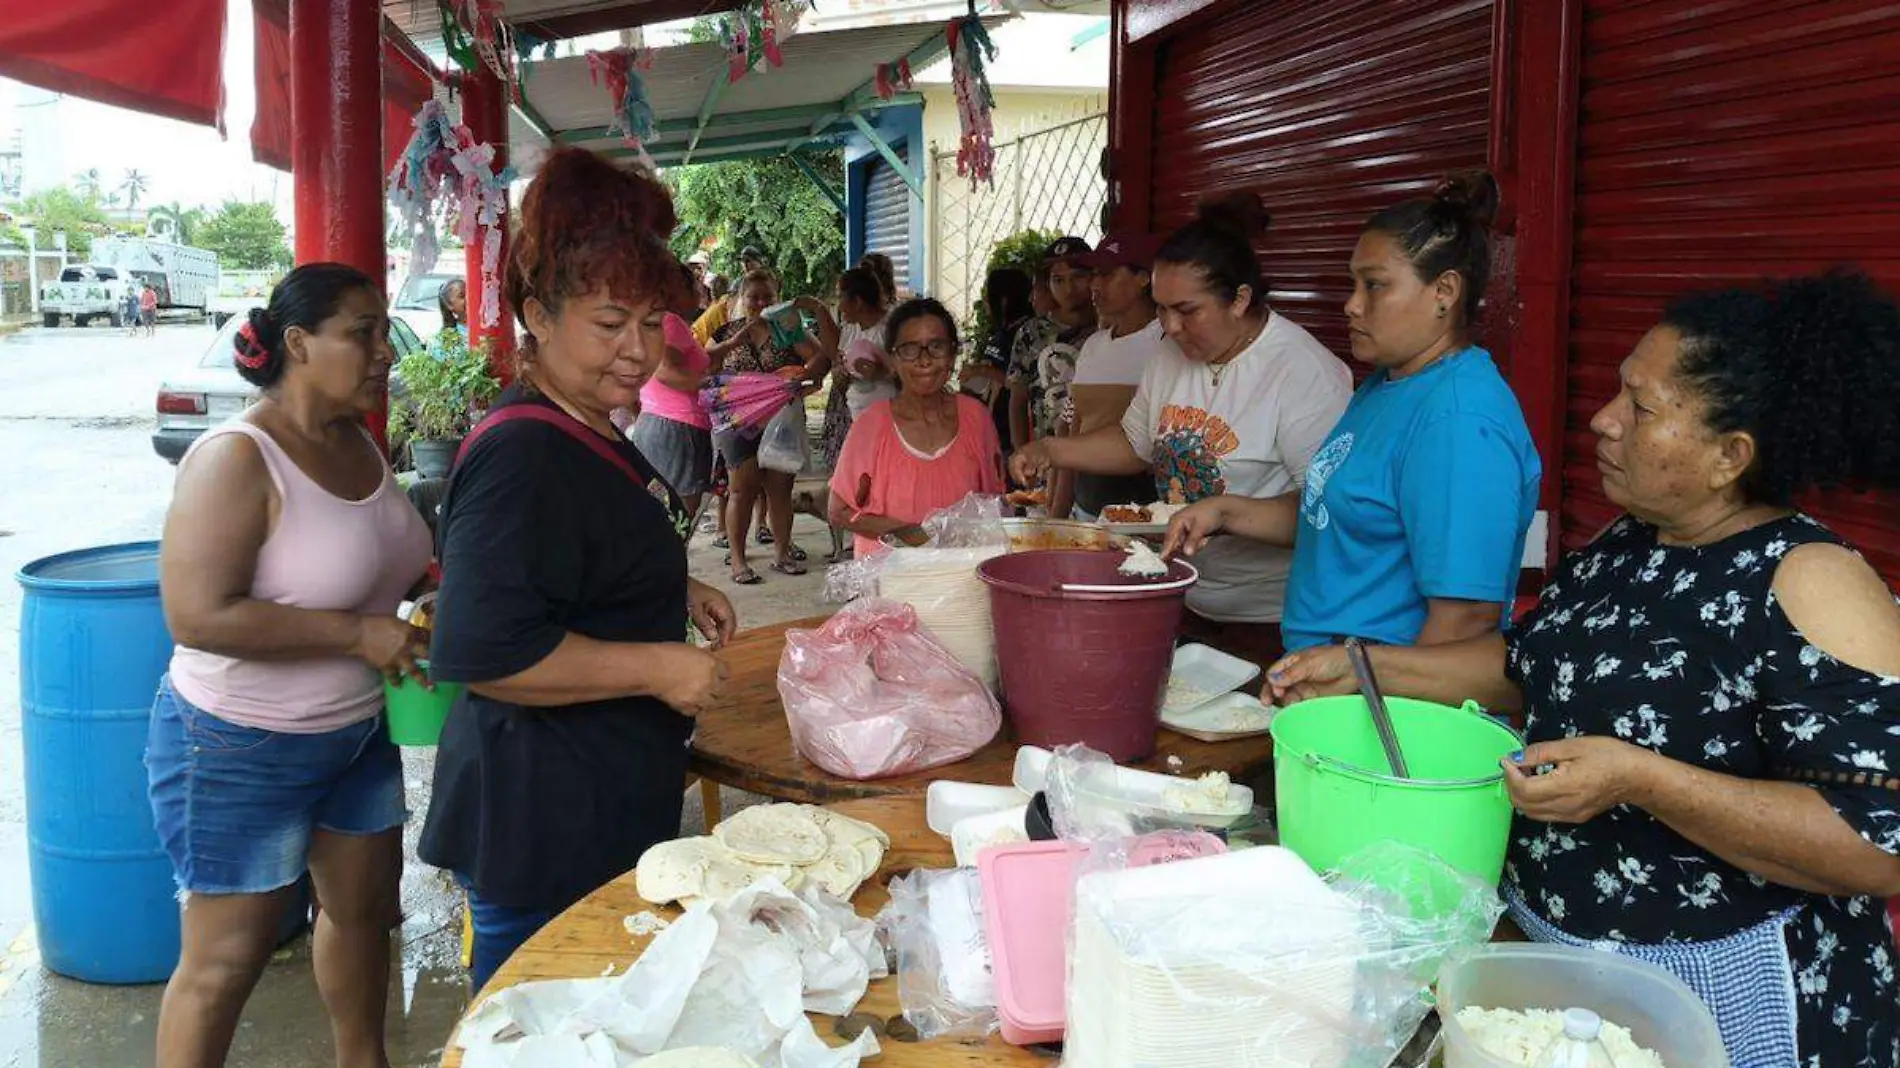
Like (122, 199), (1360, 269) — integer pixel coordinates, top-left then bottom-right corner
(39, 265), (136, 327)
(40, 237), (221, 327)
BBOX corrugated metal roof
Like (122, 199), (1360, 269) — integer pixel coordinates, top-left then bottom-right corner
(384, 0), (745, 44)
(523, 18), (1002, 167)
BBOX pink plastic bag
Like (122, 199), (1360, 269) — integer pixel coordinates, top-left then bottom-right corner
(778, 599), (1002, 780)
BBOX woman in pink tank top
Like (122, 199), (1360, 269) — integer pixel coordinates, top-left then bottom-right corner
(150, 263), (433, 1068)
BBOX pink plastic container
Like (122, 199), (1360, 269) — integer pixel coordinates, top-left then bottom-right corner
(977, 834), (1226, 1045)
(977, 550), (1198, 761)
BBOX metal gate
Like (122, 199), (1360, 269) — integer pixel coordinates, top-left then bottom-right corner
(930, 112), (1107, 322)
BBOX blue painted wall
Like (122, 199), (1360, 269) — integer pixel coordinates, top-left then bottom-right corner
(843, 103), (925, 294)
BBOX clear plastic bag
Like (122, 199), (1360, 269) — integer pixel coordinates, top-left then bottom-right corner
(776, 598), (1002, 780)
(1043, 743), (1275, 845)
(1061, 835), (1503, 1068)
(875, 868), (1000, 1041)
(759, 401), (808, 474)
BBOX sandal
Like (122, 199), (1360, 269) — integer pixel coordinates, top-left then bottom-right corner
(730, 568), (763, 586)
(757, 529), (775, 545)
(711, 535), (730, 550)
(788, 544), (808, 562)
(770, 559), (808, 577)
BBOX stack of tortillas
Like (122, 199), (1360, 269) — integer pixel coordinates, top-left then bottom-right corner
(636, 804), (891, 909)
(876, 546), (1006, 688)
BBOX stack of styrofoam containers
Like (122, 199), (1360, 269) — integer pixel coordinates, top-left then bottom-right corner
(1066, 846), (1364, 1067)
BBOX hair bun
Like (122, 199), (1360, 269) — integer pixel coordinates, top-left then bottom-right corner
(1194, 191), (1273, 239)
(1432, 172), (1500, 230)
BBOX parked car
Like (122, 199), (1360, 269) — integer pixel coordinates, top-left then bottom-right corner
(153, 311), (425, 464)
(389, 272), (462, 344)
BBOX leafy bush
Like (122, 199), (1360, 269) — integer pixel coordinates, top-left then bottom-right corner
(394, 332), (500, 440)
(967, 227), (1063, 346)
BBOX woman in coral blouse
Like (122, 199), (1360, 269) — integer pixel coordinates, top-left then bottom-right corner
(828, 298), (1006, 554)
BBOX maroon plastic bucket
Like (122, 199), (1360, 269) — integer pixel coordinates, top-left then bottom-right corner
(977, 550), (1198, 761)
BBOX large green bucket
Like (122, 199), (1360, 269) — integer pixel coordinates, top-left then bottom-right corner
(1269, 696), (1522, 884)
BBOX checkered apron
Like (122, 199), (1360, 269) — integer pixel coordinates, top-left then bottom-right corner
(1504, 885), (1802, 1068)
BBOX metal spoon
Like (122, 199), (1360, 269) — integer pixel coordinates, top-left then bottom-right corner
(1345, 637), (1410, 779)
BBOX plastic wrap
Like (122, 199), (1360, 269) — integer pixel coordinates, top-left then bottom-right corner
(876, 868), (999, 1041)
(777, 599), (1002, 780)
(1042, 743), (1275, 846)
(759, 402), (809, 475)
(1061, 837), (1503, 1068)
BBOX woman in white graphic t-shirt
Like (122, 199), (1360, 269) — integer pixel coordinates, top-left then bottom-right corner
(1012, 194), (1351, 667)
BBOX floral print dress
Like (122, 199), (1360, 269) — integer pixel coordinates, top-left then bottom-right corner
(1506, 514), (1900, 1068)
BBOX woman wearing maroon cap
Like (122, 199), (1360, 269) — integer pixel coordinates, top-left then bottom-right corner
(1065, 231), (1173, 519)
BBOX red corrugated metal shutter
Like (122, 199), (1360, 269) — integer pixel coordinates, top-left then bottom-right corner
(1564, 0), (1900, 583)
(1147, 0), (1494, 362)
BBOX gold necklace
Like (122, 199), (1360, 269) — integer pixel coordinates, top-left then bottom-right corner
(1207, 318), (1267, 389)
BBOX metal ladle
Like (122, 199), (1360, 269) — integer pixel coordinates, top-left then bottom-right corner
(1345, 637), (1411, 779)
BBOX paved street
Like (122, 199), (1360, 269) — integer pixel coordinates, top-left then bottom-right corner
(0, 322), (826, 1067)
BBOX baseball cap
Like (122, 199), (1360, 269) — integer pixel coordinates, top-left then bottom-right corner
(740, 245), (766, 261)
(1043, 236), (1093, 263)
(1076, 231), (1163, 272)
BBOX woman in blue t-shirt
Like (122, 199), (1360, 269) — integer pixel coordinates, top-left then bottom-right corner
(1164, 172), (1540, 652)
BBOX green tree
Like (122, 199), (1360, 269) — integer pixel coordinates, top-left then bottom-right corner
(667, 152), (845, 300)
(121, 169), (150, 210)
(75, 169), (103, 199)
(969, 227), (1063, 341)
(17, 187), (111, 259)
(198, 200), (291, 270)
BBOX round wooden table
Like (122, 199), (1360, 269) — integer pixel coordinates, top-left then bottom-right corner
(693, 617), (1277, 810)
(439, 796), (1054, 1067)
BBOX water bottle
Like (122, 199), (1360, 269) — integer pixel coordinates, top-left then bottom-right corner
(1531, 1008), (1620, 1068)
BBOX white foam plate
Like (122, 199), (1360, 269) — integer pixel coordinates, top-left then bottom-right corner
(927, 781), (1032, 838)
(1162, 644), (1261, 717)
(1161, 692), (1277, 743)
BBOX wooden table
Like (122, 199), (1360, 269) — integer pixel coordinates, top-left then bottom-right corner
(440, 796), (1051, 1068)
(693, 617), (1276, 810)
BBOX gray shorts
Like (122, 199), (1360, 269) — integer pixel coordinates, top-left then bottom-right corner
(711, 426), (762, 470)
(631, 414), (713, 496)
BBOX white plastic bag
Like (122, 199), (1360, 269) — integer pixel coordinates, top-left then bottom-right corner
(760, 402), (809, 474)
(777, 598), (1002, 780)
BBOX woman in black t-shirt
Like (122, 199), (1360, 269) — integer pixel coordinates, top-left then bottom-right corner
(420, 147), (738, 993)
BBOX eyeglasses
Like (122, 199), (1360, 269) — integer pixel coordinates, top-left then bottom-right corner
(892, 339), (957, 363)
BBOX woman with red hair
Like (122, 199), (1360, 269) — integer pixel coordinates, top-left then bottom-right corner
(419, 148), (738, 991)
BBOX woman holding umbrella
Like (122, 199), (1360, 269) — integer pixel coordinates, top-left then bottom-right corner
(704, 270), (832, 584)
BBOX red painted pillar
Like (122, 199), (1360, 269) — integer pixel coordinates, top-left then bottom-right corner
(290, 0), (387, 444)
(462, 67), (516, 385)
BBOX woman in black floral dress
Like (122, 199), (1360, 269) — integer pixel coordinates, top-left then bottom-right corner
(1270, 271), (1900, 1068)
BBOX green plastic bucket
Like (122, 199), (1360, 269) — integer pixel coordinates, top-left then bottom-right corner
(383, 664), (463, 747)
(1269, 696), (1522, 884)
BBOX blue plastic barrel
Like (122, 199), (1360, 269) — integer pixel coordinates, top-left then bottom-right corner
(17, 542), (180, 983)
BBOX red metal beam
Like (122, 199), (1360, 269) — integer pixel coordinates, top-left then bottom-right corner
(515, 0), (746, 40)
(1493, 0), (1583, 572)
(462, 66), (516, 385)
(291, 0), (388, 444)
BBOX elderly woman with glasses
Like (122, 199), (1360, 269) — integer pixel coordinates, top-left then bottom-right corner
(828, 297), (1007, 553)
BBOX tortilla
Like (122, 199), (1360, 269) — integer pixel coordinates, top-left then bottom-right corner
(635, 837), (731, 905)
(801, 843), (868, 901)
(713, 804), (831, 866)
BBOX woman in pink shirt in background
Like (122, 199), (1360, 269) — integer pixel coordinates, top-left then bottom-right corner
(631, 262), (716, 520)
(150, 263), (434, 1067)
(828, 297), (1006, 554)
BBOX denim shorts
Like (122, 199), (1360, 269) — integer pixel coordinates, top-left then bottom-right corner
(145, 676), (407, 895)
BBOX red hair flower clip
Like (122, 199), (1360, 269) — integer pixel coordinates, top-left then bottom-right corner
(234, 321), (270, 369)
